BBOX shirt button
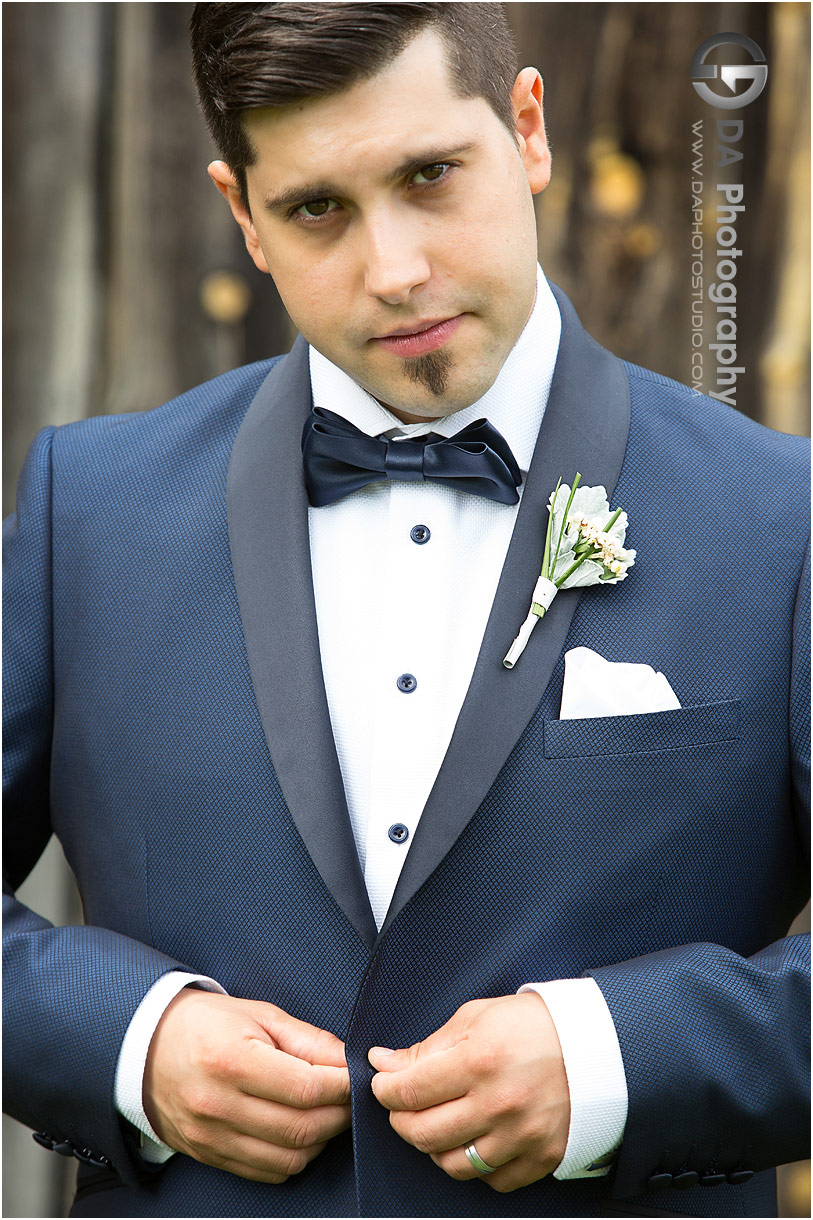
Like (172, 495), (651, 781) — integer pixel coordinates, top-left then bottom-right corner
(396, 673), (417, 693)
(388, 823), (410, 843)
(410, 524), (430, 544)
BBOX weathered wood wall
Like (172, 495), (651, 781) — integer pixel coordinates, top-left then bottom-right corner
(4, 3), (810, 517)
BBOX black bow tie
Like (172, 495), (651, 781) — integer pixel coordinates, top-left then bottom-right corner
(301, 406), (522, 507)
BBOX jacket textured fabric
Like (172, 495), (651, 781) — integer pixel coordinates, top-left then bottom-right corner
(4, 287), (809, 1217)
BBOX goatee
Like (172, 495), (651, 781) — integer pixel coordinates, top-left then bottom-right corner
(403, 350), (452, 397)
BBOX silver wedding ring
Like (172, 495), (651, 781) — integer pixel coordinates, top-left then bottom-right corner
(465, 1143), (497, 1174)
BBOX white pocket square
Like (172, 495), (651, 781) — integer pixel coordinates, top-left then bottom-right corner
(559, 646), (681, 720)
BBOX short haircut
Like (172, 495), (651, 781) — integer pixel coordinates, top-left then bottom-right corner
(190, 2), (518, 209)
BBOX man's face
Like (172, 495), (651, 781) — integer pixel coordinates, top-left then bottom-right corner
(216, 30), (550, 421)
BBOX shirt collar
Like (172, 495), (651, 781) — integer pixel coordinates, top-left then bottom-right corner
(308, 264), (561, 476)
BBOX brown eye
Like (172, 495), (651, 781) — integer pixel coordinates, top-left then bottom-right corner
(412, 163), (450, 185)
(296, 199), (337, 219)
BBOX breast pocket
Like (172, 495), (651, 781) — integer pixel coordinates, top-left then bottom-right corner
(543, 699), (742, 758)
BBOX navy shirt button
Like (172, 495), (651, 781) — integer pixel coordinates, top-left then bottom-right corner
(410, 524), (430, 544)
(388, 823), (410, 843)
(396, 673), (417, 693)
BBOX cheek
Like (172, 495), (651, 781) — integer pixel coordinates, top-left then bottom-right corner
(267, 243), (352, 327)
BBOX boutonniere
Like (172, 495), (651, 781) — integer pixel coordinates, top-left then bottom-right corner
(503, 474), (635, 669)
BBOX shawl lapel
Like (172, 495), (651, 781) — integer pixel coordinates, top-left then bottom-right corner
(227, 338), (378, 950)
(227, 285), (630, 947)
(381, 284), (630, 934)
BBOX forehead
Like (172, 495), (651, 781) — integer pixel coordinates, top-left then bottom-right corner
(242, 29), (501, 187)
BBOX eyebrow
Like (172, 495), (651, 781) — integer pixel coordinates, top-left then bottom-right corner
(261, 142), (480, 213)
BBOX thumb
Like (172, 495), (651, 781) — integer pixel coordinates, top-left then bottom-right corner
(368, 1015), (463, 1072)
(368, 1045), (399, 1071)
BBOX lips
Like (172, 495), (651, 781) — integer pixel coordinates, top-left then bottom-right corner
(372, 314), (465, 357)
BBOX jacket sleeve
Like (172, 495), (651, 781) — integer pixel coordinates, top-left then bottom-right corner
(3, 427), (186, 1190)
(586, 539), (811, 1200)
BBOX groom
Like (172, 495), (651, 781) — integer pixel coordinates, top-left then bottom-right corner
(4, 4), (809, 1217)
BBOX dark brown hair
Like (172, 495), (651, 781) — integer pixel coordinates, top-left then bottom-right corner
(190, 3), (518, 209)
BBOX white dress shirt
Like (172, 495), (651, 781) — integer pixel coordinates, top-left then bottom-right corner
(114, 266), (627, 1177)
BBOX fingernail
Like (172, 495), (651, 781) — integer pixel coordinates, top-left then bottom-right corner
(369, 1046), (395, 1058)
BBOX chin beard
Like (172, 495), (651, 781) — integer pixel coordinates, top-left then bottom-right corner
(403, 349), (452, 397)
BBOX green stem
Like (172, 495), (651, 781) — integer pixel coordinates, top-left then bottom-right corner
(540, 477), (561, 578)
(556, 552), (590, 586)
(550, 473), (581, 578)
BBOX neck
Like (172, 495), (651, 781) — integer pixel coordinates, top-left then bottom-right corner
(376, 401), (442, 424)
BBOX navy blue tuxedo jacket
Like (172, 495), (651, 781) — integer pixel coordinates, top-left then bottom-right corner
(4, 286), (810, 1217)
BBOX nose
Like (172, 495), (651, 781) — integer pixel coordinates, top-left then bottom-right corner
(362, 210), (431, 304)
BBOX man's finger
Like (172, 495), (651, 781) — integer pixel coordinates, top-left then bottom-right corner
(388, 1095), (483, 1154)
(430, 1137), (515, 1181)
(367, 1023), (458, 1073)
(219, 1093), (351, 1149)
(368, 998), (497, 1075)
(182, 1127), (329, 1184)
(370, 1041), (470, 1111)
(261, 1006), (349, 1069)
(236, 1041), (351, 1108)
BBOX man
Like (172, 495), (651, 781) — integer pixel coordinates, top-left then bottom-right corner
(3, 4), (808, 1218)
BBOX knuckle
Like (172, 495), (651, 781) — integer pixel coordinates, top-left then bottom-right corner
(458, 998), (489, 1023)
(403, 1116), (434, 1154)
(488, 1178), (515, 1193)
(470, 1038), (501, 1077)
(197, 1043), (235, 1081)
(279, 1147), (309, 1176)
(282, 1111), (318, 1150)
(294, 1069), (320, 1109)
(397, 1078), (422, 1112)
(490, 1083), (522, 1120)
(433, 1152), (467, 1180)
(184, 1085), (218, 1122)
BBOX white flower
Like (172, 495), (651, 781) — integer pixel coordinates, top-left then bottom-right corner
(504, 474), (635, 668)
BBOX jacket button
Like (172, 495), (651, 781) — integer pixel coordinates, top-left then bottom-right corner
(646, 1173), (673, 1190)
(699, 1173), (727, 1186)
(32, 1132), (55, 1150)
(53, 1140), (75, 1157)
(727, 1169), (754, 1185)
(672, 1170), (699, 1189)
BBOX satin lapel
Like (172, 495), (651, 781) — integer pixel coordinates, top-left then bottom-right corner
(227, 337), (377, 950)
(382, 284), (631, 935)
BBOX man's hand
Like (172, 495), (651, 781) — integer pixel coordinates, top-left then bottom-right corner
(368, 993), (570, 1193)
(143, 989), (351, 1183)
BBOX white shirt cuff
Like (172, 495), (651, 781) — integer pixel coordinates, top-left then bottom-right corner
(519, 977), (628, 1179)
(114, 971), (226, 1163)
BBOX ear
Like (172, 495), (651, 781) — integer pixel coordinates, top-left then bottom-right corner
(510, 68), (551, 195)
(207, 161), (270, 274)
